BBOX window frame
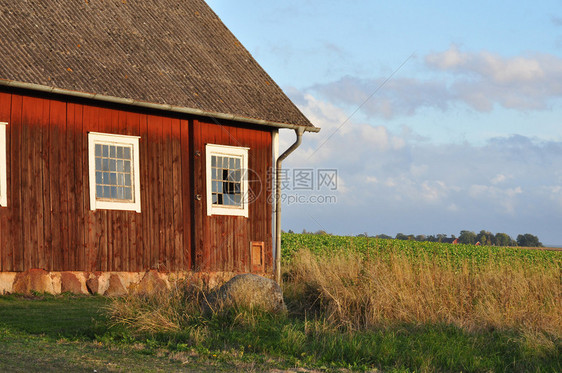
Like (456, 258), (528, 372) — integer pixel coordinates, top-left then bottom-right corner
(0, 122), (7, 207)
(206, 143), (249, 218)
(88, 132), (141, 212)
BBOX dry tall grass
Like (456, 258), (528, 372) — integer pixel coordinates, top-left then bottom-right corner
(107, 280), (209, 335)
(107, 277), (279, 335)
(285, 249), (562, 337)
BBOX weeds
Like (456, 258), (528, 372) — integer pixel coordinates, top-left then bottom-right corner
(285, 248), (561, 337)
(103, 240), (561, 371)
(106, 279), (209, 335)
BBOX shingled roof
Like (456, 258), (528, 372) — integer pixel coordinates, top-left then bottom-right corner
(0, 0), (317, 131)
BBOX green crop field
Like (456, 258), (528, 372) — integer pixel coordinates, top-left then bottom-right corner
(281, 233), (562, 268)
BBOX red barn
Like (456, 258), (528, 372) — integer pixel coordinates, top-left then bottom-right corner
(0, 0), (318, 294)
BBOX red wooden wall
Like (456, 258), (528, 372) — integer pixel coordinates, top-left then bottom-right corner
(0, 89), (273, 273)
(192, 119), (273, 273)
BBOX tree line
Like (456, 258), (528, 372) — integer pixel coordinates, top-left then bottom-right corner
(288, 229), (542, 247)
(372, 230), (542, 247)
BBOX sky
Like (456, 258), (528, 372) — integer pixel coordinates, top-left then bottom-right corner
(207, 0), (562, 245)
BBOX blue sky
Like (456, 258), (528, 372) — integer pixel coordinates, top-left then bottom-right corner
(207, 0), (562, 245)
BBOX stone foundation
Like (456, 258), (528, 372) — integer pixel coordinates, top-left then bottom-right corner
(0, 270), (263, 295)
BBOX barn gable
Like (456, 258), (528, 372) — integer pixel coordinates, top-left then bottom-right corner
(0, 0), (317, 131)
(0, 0), (317, 294)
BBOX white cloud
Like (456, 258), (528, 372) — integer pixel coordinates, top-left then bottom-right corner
(490, 174), (508, 185)
(281, 92), (562, 243)
(311, 75), (454, 119)
(419, 180), (448, 203)
(426, 45), (545, 84)
(426, 46), (562, 111)
(544, 185), (562, 208)
(410, 164), (428, 177)
(335, 175), (350, 194)
(284, 93), (404, 167)
(384, 178), (397, 188)
(447, 203), (459, 212)
(307, 46), (562, 118)
(425, 44), (468, 70)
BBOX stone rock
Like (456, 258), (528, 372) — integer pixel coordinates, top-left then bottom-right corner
(86, 276), (100, 295)
(206, 274), (286, 314)
(0, 273), (17, 294)
(134, 270), (168, 295)
(104, 274), (128, 297)
(12, 269), (55, 294)
(61, 272), (85, 294)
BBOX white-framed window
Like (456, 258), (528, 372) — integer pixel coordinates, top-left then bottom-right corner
(0, 122), (7, 207)
(206, 144), (249, 218)
(88, 132), (141, 212)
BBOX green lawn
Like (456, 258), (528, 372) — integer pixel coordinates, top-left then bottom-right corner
(1, 293), (559, 372)
(0, 294), (109, 338)
(0, 294), (278, 372)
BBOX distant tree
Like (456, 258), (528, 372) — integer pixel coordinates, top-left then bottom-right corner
(516, 233), (542, 247)
(436, 234), (448, 243)
(458, 230), (477, 245)
(396, 233), (414, 240)
(395, 233), (408, 240)
(376, 234), (392, 239)
(477, 230), (494, 246)
(287, 229), (294, 234)
(494, 232), (513, 246)
(415, 234), (426, 242)
(314, 230), (328, 235)
(356, 232), (368, 237)
(301, 228), (308, 234)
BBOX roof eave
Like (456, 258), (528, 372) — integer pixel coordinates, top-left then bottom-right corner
(0, 79), (320, 133)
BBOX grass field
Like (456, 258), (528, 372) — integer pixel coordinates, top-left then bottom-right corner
(1, 233), (561, 372)
(0, 294), (289, 372)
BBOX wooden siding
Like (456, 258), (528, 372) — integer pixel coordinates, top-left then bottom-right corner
(192, 119), (273, 274)
(0, 90), (273, 273)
